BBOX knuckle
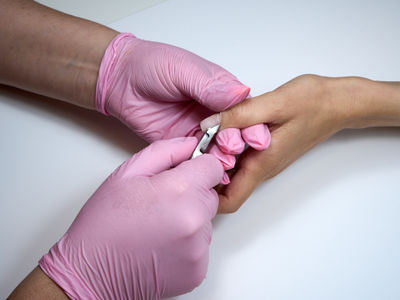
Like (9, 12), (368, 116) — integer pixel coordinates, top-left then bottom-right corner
(296, 74), (326, 94)
(179, 214), (203, 237)
(219, 195), (243, 214)
(297, 73), (320, 82)
(220, 200), (241, 214)
(225, 204), (240, 214)
(244, 158), (264, 178)
(165, 181), (188, 199)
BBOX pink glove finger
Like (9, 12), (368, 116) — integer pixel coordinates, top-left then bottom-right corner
(156, 154), (223, 216)
(162, 153), (224, 190)
(117, 136), (197, 177)
(208, 143), (236, 170)
(208, 144), (235, 185)
(164, 46), (250, 111)
(197, 79), (250, 111)
(215, 128), (245, 155)
(241, 124), (271, 151)
(221, 172), (230, 185)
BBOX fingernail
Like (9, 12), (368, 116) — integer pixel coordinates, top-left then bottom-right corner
(200, 113), (221, 132)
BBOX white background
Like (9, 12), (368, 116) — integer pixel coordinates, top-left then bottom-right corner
(1, 0), (400, 299)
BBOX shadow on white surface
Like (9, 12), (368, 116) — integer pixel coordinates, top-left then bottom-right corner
(170, 127), (400, 300)
(212, 127), (400, 249)
(0, 85), (148, 155)
(2, 86), (400, 299)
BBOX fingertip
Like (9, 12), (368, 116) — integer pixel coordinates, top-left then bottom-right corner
(200, 113), (221, 132)
(172, 136), (199, 157)
(219, 83), (250, 110)
(208, 144), (236, 170)
(242, 124), (271, 151)
(181, 135), (199, 147)
(200, 79), (250, 111)
(216, 128), (245, 155)
(198, 153), (224, 186)
(123, 137), (200, 177)
(220, 172), (230, 185)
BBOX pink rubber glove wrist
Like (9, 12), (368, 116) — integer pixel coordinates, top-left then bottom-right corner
(95, 33), (136, 115)
(39, 137), (223, 299)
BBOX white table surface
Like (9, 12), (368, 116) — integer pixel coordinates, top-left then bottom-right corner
(1, 0), (400, 299)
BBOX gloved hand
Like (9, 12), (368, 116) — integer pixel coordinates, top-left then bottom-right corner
(95, 33), (270, 184)
(39, 137), (223, 299)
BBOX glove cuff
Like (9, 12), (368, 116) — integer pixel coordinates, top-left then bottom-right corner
(95, 32), (136, 115)
(39, 235), (96, 300)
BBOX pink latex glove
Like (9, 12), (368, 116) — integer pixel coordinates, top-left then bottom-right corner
(39, 137), (223, 299)
(95, 33), (270, 184)
(202, 114), (271, 184)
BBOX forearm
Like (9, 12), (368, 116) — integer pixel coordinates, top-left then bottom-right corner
(330, 77), (400, 130)
(8, 266), (68, 300)
(0, 0), (118, 109)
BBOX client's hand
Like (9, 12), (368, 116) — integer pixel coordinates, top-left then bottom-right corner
(39, 137), (223, 299)
(210, 74), (400, 213)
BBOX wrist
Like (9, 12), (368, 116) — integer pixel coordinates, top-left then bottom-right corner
(95, 33), (136, 115)
(8, 267), (68, 299)
(331, 77), (400, 130)
(72, 28), (119, 110)
(0, 0), (118, 110)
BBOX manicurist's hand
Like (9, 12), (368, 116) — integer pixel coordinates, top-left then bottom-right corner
(211, 74), (400, 213)
(33, 137), (223, 299)
(96, 33), (252, 141)
(95, 33), (270, 184)
(0, 1), (270, 184)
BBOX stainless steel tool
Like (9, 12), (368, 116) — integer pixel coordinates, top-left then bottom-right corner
(191, 124), (220, 159)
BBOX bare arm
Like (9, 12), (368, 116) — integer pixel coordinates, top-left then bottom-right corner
(0, 0), (118, 109)
(1, 1), (118, 298)
(7, 267), (68, 300)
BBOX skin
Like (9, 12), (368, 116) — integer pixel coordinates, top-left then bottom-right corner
(0, 0), (118, 109)
(217, 75), (400, 213)
(0, 0), (117, 298)
(2, 0), (399, 298)
(7, 267), (68, 300)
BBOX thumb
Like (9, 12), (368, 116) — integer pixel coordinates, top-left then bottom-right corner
(197, 76), (250, 112)
(154, 154), (223, 218)
(150, 152), (223, 221)
(170, 46), (250, 111)
(161, 154), (224, 190)
(116, 137), (197, 177)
